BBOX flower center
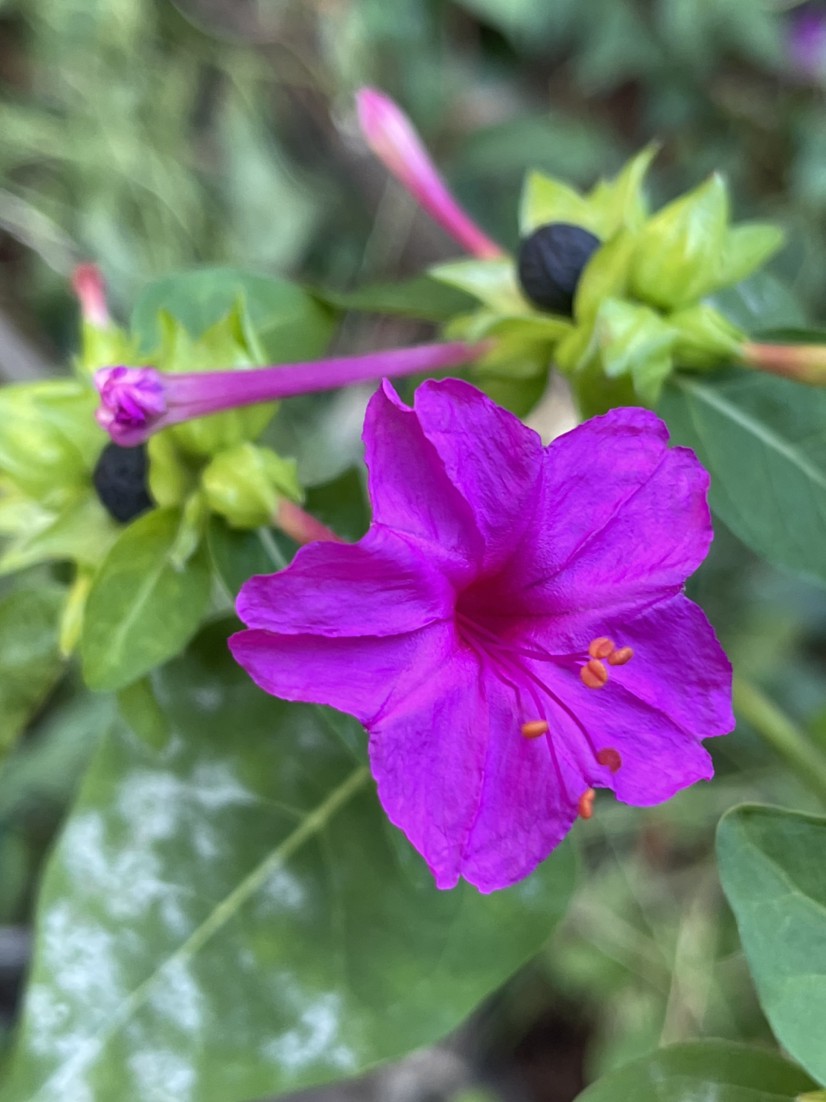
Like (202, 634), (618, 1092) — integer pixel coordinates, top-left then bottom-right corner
(455, 608), (630, 804)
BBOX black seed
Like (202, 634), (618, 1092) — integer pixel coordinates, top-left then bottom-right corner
(92, 442), (153, 524)
(517, 222), (602, 316)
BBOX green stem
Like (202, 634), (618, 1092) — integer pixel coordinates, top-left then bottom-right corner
(733, 674), (826, 807)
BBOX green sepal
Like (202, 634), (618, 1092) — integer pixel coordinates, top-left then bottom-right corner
(0, 490), (118, 576)
(574, 228), (636, 324)
(146, 431), (196, 508)
(519, 171), (595, 236)
(595, 297), (677, 404)
(201, 443), (301, 530)
(585, 142), (659, 235)
(716, 222), (786, 289)
(75, 320), (140, 380)
(0, 381), (103, 506)
(630, 173), (730, 309)
(429, 258), (530, 315)
(670, 303), (745, 368)
(156, 306), (276, 459)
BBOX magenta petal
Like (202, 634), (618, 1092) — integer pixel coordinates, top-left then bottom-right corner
(537, 662), (716, 806)
(363, 381), (482, 581)
(500, 408), (711, 615)
(604, 594), (734, 738)
(414, 379), (545, 572)
(229, 623), (455, 725)
(236, 527), (452, 637)
(370, 652), (579, 891)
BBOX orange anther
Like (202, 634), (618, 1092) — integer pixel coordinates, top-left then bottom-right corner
(521, 720), (549, 739)
(596, 747), (622, 773)
(578, 788), (595, 820)
(580, 659), (608, 689)
(588, 637), (614, 660)
(607, 646), (633, 666)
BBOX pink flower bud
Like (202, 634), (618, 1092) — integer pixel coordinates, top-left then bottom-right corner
(71, 264), (111, 327)
(356, 88), (504, 259)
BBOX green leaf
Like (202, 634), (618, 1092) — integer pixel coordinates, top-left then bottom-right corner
(207, 517), (282, 598)
(304, 467), (370, 543)
(429, 258), (530, 315)
(81, 508), (212, 691)
(0, 584), (65, 757)
(595, 298), (676, 404)
(711, 272), (806, 335)
(718, 805), (826, 1088)
(659, 371), (826, 587)
(131, 267), (336, 363)
(4, 621), (577, 1102)
(575, 1040), (817, 1101)
(318, 276), (475, 322)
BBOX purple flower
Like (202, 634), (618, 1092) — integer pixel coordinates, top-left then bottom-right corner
(230, 379), (733, 892)
(94, 340), (489, 446)
(357, 88), (504, 260)
(789, 9), (826, 79)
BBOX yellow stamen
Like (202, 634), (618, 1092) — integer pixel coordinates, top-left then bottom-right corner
(607, 645), (633, 666)
(588, 636), (615, 660)
(521, 719), (550, 739)
(578, 788), (595, 819)
(580, 658), (608, 689)
(596, 747), (622, 773)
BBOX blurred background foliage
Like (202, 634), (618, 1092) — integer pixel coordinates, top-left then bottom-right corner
(1, 1), (826, 1099)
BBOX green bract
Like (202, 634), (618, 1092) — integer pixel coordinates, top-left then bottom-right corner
(432, 147), (785, 415)
(0, 268), (331, 693)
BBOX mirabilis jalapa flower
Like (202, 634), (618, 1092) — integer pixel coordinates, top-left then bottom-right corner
(230, 378), (734, 892)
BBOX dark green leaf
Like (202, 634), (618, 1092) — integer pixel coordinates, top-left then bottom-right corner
(575, 1040), (817, 1101)
(317, 276), (475, 322)
(711, 272), (806, 336)
(718, 805), (826, 1087)
(207, 516), (282, 599)
(4, 621), (576, 1102)
(304, 467), (370, 542)
(660, 371), (826, 587)
(0, 584), (65, 757)
(131, 267), (336, 363)
(81, 508), (212, 691)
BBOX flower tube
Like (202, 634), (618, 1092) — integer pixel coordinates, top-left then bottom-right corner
(356, 87), (504, 259)
(71, 264), (111, 328)
(94, 339), (491, 446)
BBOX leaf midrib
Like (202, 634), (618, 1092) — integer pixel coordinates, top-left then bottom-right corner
(674, 377), (826, 492)
(24, 763), (371, 1102)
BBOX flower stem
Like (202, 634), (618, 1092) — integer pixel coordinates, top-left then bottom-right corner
(739, 340), (826, 385)
(274, 500), (343, 545)
(732, 674), (826, 807)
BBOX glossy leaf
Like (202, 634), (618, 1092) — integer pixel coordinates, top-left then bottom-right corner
(711, 272), (806, 335)
(660, 371), (826, 587)
(0, 583), (65, 756)
(81, 508), (212, 691)
(4, 622), (577, 1102)
(318, 276), (475, 322)
(575, 1040), (817, 1101)
(718, 805), (826, 1087)
(131, 267), (336, 363)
